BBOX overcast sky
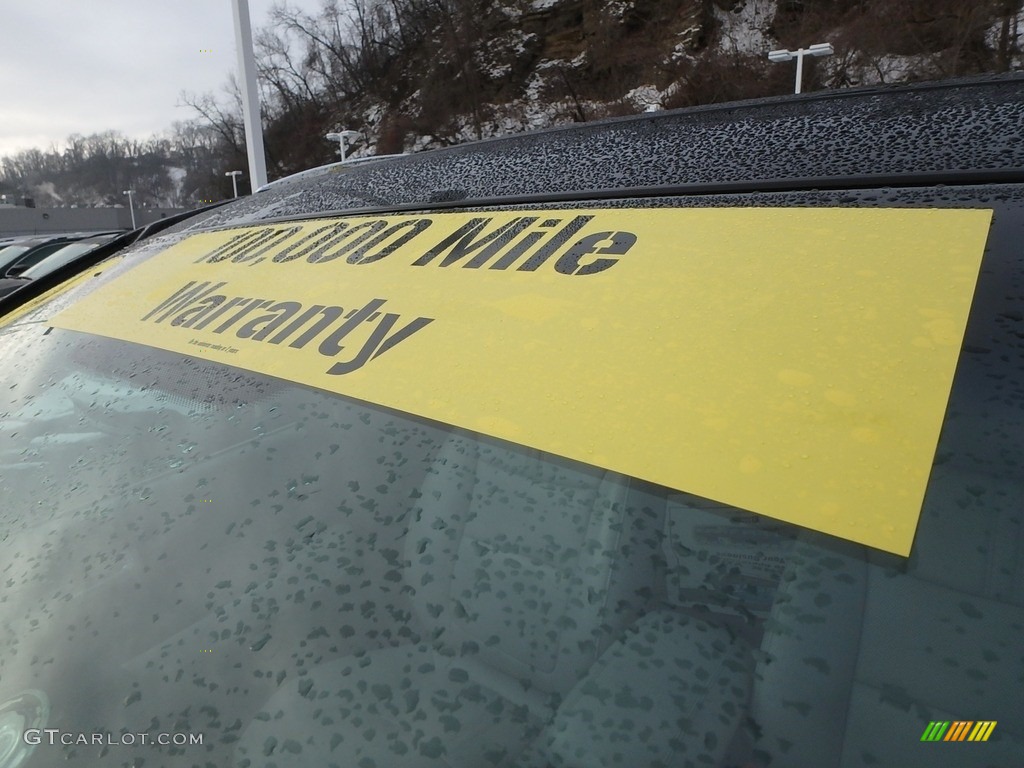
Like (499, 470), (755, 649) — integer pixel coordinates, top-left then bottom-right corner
(0, 0), (322, 159)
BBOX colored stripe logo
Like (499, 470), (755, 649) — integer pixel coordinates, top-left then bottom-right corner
(921, 721), (997, 742)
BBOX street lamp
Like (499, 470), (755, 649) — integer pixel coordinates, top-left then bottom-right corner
(225, 170), (243, 198)
(122, 190), (136, 228)
(325, 130), (361, 162)
(767, 42), (834, 94)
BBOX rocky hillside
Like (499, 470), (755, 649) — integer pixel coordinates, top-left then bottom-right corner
(323, 0), (1024, 153)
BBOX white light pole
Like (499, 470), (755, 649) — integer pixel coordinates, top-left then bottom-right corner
(231, 0), (268, 191)
(122, 190), (136, 228)
(225, 170), (243, 198)
(325, 130), (361, 162)
(768, 42), (834, 94)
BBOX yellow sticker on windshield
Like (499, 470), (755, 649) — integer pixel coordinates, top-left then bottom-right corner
(49, 208), (991, 555)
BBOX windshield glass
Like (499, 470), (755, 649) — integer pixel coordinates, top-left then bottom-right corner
(1, 194), (1021, 768)
(0, 244), (33, 270)
(3, 241), (74, 275)
(18, 242), (98, 279)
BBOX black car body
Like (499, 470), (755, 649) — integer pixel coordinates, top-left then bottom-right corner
(0, 75), (1022, 768)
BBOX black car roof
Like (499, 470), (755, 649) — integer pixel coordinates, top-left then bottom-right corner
(175, 73), (1024, 234)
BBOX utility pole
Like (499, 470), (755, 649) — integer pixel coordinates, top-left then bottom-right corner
(231, 0), (268, 191)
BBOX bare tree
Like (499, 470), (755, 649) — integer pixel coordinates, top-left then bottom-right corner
(178, 89), (246, 157)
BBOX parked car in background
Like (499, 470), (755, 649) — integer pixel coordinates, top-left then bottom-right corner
(0, 234), (122, 299)
(0, 74), (1022, 768)
(0, 234), (93, 277)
